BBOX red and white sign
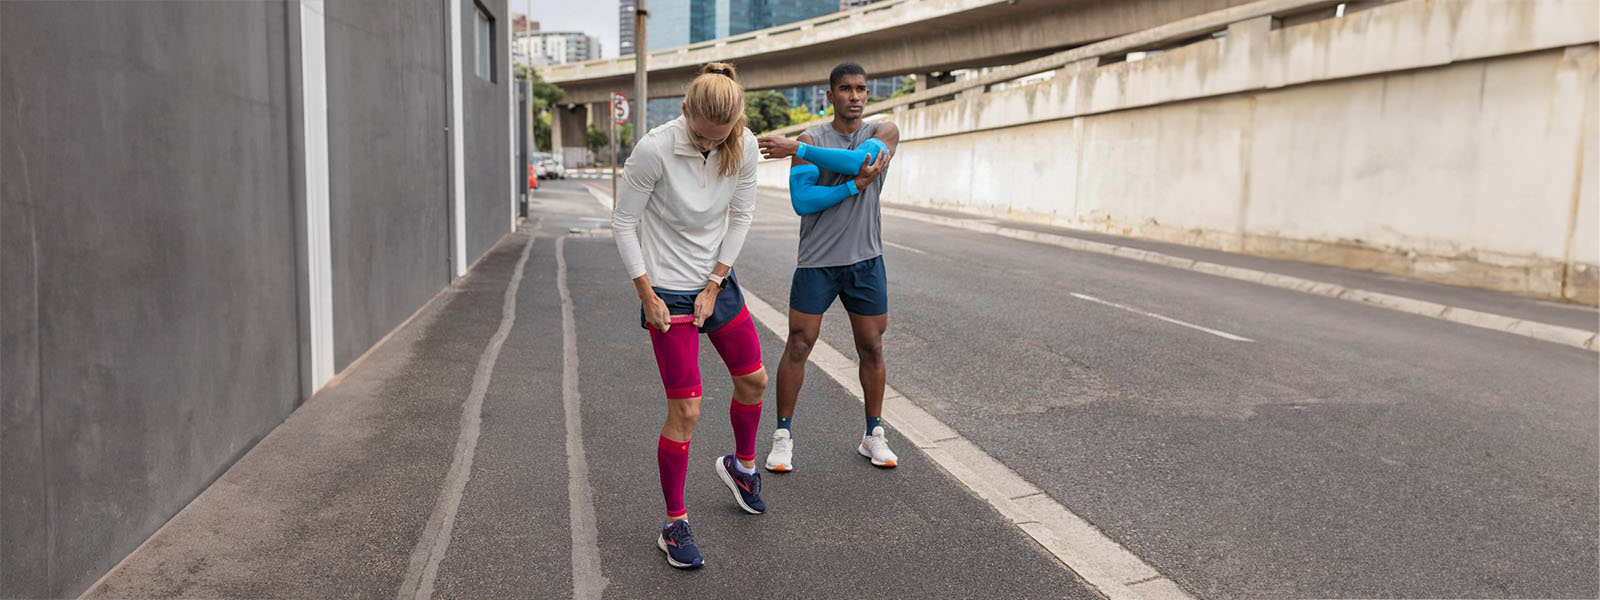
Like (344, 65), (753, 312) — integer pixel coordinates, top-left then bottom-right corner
(612, 93), (630, 125)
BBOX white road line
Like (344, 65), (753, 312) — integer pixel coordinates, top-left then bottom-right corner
(740, 291), (1193, 600)
(559, 236), (608, 600)
(398, 228), (535, 600)
(1071, 292), (1255, 342)
(883, 240), (926, 254)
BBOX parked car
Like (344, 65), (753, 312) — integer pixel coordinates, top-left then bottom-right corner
(533, 152), (564, 179)
(532, 157), (548, 179)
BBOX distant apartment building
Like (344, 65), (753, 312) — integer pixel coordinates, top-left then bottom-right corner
(514, 31), (601, 66)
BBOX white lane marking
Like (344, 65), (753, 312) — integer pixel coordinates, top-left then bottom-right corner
(559, 236), (608, 599)
(883, 240), (926, 255)
(1071, 292), (1255, 342)
(581, 182), (614, 213)
(399, 228), (535, 600)
(740, 291), (1193, 600)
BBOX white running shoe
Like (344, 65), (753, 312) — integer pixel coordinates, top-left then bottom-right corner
(765, 429), (794, 472)
(857, 426), (898, 468)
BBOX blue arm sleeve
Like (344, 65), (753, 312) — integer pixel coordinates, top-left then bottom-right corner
(795, 138), (888, 176)
(789, 164), (859, 216)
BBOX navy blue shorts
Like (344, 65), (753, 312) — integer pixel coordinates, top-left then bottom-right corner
(640, 270), (748, 333)
(789, 255), (888, 316)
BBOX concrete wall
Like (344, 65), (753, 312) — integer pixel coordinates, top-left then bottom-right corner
(1, 2), (301, 598)
(463, 0), (514, 263)
(760, 0), (1600, 303)
(326, 0), (453, 370)
(0, 1), (516, 597)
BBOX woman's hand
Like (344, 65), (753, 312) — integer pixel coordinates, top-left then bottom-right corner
(692, 285), (719, 329)
(643, 292), (672, 333)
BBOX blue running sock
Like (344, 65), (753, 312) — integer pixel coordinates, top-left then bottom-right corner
(865, 415), (882, 436)
(776, 416), (792, 432)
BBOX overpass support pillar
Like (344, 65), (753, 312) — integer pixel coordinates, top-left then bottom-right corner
(552, 104), (589, 168)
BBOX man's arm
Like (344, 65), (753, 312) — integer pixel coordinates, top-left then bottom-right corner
(788, 132), (893, 216)
(788, 132), (856, 216)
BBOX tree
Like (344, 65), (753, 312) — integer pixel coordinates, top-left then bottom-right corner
(889, 75), (916, 99)
(743, 90), (790, 134)
(787, 104), (815, 126)
(586, 125), (608, 155)
(537, 112), (551, 153)
(516, 64), (566, 152)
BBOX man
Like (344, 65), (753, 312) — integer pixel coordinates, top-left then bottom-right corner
(755, 62), (900, 472)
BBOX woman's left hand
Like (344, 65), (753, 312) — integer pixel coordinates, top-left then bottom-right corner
(693, 285), (719, 329)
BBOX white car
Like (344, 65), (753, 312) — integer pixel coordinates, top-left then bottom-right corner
(534, 153), (564, 179)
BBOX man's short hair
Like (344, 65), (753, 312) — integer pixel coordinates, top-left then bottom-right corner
(829, 62), (868, 88)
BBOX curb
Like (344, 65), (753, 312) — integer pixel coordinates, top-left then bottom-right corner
(882, 206), (1598, 353)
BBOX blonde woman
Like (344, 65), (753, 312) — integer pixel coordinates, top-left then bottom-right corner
(612, 62), (765, 569)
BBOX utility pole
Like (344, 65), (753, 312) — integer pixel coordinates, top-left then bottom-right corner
(634, 0), (648, 140)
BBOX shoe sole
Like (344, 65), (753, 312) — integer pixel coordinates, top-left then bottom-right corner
(764, 462), (792, 473)
(714, 456), (766, 514)
(857, 443), (898, 468)
(657, 535), (703, 569)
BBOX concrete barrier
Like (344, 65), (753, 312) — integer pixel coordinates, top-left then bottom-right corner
(760, 0), (1599, 305)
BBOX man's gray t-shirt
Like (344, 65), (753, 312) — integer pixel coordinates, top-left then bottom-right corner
(797, 121), (885, 268)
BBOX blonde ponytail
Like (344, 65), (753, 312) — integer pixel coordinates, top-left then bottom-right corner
(684, 62), (747, 177)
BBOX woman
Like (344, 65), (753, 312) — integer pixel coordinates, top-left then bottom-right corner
(612, 62), (766, 570)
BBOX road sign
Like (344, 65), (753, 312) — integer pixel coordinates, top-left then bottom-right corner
(612, 93), (630, 125)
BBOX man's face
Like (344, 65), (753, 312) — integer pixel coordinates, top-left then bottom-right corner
(826, 73), (868, 119)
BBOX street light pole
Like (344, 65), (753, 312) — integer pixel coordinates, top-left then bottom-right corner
(634, 0), (648, 140)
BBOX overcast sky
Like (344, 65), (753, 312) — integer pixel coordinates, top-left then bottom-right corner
(515, 0), (621, 59)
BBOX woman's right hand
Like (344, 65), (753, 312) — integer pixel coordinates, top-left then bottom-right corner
(643, 293), (672, 333)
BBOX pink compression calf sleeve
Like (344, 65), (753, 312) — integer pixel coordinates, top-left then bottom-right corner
(658, 435), (691, 518)
(729, 399), (763, 462)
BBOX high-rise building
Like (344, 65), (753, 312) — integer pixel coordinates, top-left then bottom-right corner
(619, 0), (636, 55)
(511, 14), (538, 34)
(514, 31), (601, 66)
(727, 0), (837, 36)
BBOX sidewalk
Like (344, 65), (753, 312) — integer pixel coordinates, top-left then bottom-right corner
(81, 188), (1101, 599)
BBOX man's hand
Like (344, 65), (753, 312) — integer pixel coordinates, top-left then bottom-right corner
(692, 284), (719, 328)
(852, 148), (892, 190)
(643, 293), (672, 333)
(757, 135), (800, 160)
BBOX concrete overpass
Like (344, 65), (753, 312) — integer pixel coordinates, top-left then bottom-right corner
(539, 0), (1265, 105)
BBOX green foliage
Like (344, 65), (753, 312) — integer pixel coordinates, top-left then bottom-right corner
(889, 75), (916, 98)
(743, 90), (791, 134)
(586, 125), (608, 152)
(787, 104), (815, 126)
(536, 112), (551, 152)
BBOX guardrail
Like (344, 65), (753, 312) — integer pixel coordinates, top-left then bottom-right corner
(762, 0), (1344, 137)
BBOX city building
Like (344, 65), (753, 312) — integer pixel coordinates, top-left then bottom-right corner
(514, 31), (600, 66)
(619, 0), (636, 55)
(511, 14), (538, 34)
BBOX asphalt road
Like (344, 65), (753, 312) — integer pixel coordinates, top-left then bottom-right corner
(86, 179), (1598, 599)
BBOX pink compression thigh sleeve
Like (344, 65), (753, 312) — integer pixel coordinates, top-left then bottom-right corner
(649, 315), (702, 399)
(707, 308), (763, 377)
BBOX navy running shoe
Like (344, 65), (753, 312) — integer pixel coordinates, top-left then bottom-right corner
(657, 519), (704, 569)
(714, 454), (767, 514)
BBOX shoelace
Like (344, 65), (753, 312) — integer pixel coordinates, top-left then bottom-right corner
(866, 434), (890, 454)
(668, 521), (695, 548)
(731, 458), (761, 495)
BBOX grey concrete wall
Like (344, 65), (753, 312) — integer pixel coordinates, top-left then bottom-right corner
(1, 2), (302, 598)
(463, 0), (514, 263)
(325, 0), (453, 370)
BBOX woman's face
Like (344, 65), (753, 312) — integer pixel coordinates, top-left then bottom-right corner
(683, 107), (734, 153)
